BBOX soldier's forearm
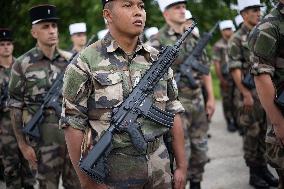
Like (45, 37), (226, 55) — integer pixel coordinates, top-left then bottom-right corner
(254, 75), (284, 125)
(171, 114), (187, 170)
(213, 61), (225, 81)
(202, 74), (215, 102)
(10, 107), (28, 148)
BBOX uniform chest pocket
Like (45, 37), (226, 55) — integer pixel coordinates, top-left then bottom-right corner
(25, 70), (48, 95)
(92, 71), (124, 109)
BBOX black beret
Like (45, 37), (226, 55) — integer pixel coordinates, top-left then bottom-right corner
(0, 28), (13, 42)
(29, 4), (59, 25)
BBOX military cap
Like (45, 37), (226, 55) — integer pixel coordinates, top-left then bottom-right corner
(69, 22), (87, 35)
(157, 0), (187, 12)
(144, 27), (158, 40)
(237, 0), (263, 12)
(29, 4), (59, 25)
(0, 28), (13, 41)
(219, 20), (236, 31)
(234, 14), (244, 27)
(185, 10), (193, 20)
(97, 29), (109, 40)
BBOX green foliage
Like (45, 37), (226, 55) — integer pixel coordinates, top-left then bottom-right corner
(0, 0), (272, 57)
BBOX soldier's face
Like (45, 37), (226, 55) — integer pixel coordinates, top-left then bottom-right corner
(221, 28), (233, 39)
(71, 33), (87, 47)
(242, 7), (261, 26)
(105, 0), (146, 37)
(0, 41), (13, 57)
(164, 3), (186, 25)
(31, 22), (59, 46)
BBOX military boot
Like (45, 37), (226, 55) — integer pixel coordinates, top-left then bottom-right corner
(227, 119), (237, 132)
(260, 166), (279, 187)
(23, 184), (34, 189)
(249, 167), (270, 189)
(190, 181), (201, 189)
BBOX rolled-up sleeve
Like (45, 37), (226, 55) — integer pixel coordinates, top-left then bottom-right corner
(8, 60), (25, 109)
(60, 55), (92, 132)
(166, 68), (185, 114)
(228, 38), (243, 70)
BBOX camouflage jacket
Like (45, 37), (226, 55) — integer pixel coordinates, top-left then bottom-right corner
(213, 38), (231, 77)
(249, 3), (284, 89)
(148, 24), (210, 93)
(248, 3), (284, 144)
(60, 33), (184, 149)
(0, 58), (14, 119)
(228, 24), (252, 75)
(8, 46), (71, 128)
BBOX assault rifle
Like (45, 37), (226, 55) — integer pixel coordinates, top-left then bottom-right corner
(0, 80), (8, 109)
(79, 22), (197, 183)
(22, 35), (96, 138)
(175, 21), (220, 89)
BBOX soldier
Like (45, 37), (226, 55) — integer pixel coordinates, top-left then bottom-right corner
(212, 20), (237, 132)
(0, 28), (36, 189)
(8, 5), (80, 189)
(248, 0), (284, 187)
(228, 0), (278, 188)
(149, 1), (215, 188)
(60, 0), (187, 189)
(69, 22), (87, 54)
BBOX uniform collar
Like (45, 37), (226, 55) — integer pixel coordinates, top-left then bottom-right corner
(240, 24), (251, 33)
(34, 45), (60, 61)
(104, 32), (150, 54)
(165, 24), (181, 36)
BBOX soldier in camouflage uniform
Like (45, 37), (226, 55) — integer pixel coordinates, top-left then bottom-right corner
(149, 1), (215, 188)
(213, 20), (237, 132)
(248, 0), (284, 188)
(0, 28), (35, 189)
(60, 0), (187, 189)
(68, 22), (87, 55)
(228, 0), (278, 188)
(8, 5), (80, 189)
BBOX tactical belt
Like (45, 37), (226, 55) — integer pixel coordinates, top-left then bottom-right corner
(112, 136), (162, 156)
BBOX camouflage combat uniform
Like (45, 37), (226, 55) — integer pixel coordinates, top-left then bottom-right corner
(60, 33), (185, 188)
(8, 47), (80, 189)
(0, 59), (35, 189)
(228, 24), (267, 168)
(212, 38), (236, 128)
(149, 24), (210, 182)
(249, 2), (284, 187)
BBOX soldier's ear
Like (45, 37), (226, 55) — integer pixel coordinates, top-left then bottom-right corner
(103, 9), (112, 24)
(31, 26), (38, 39)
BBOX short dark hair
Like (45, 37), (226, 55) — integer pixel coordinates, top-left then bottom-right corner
(104, 1), (114, 10)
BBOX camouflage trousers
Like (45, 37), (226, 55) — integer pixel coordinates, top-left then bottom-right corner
(105, 142), (172, 189)
(220, 81), (236, 125)
(266, 142), (284, 189)
(34, 143), (81, 189)
(179, 88), (209, 182)
(235, 90), (267, 167)
(0, 116), (35, 189)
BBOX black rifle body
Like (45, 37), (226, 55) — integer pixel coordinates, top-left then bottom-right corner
(175, 22), (220, 89)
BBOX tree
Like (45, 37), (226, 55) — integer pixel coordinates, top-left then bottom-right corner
(0, 0), (272, 57)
